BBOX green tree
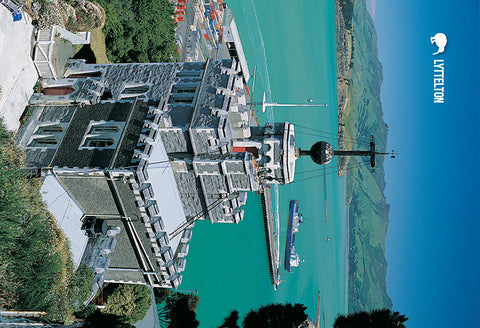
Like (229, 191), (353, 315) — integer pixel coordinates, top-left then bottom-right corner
(157, 292), (200, 328)
(153, 288), (173, 305)
(334, 309), (408, 328)
(87, 311), (135, 328)
(0, 119), (75, 321)
(166, 296), (199, 328)
(242, 303), (308, 328)
(69, 264), (94, 312)
(218, 310), (240, 328)
(96, 0), (178, 63)
(101, 284), (152, 324)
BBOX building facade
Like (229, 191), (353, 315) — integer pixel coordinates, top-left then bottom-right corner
(17, 58), (297, 301)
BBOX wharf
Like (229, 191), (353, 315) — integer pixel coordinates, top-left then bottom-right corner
(260, 187), (281, 289)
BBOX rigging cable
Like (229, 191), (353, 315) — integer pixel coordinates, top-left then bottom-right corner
(294, 124), (371, 145)
(290, 159), (371, 184)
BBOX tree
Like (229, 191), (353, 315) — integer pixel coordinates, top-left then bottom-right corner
(166, 296), (199, 328)
(242, 303), (308, 328)
(96, 0), (178, 63)
(87, 311), (135, 328)
(157, 292), (200, 328)
(154, 287), (173, 305)
(218, 310), (240, 328)
(101, 284), (152, 324)
(334, 309), (408, 328)
(69, 264), (94, 312)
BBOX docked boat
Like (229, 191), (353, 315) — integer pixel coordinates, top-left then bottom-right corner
(284, 200), (303, 272)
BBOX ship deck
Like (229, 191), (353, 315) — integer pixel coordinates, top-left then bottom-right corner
(260, 187), (281, 289)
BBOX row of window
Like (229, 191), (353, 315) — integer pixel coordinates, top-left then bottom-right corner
(168, 83), (199, 105)
(29, 136), (115, 147)
(28, 122), (123, 149)
(81, 122), (123, 149)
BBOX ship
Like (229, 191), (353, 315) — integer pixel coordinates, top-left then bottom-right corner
(284, 200), (303, 272)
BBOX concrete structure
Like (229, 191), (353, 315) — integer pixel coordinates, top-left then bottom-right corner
(0, 5), (37, 131)
(17, 58), (300, 298)
(34, 26), (91, 79)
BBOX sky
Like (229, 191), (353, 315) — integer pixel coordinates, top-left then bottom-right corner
(374, 0), (479, 327)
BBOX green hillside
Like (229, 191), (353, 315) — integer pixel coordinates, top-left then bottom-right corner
(344, 0), (392, 313)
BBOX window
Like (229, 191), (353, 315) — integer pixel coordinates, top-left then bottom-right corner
(31, 137), (58, 146)
(120, 85), (151, 99)
(168, 96), (195, 104)
(29, 123), (66, 148)
(80, 121), (124, 150)
(122, 85), (150, 94)
(172, 85), (197, 94)
(38, 125), (64, 134)
(89, 125), (120, 134)
(177, 70), (202, 77)
(84, 138), (115, 148)
(169, 82), (199, 105)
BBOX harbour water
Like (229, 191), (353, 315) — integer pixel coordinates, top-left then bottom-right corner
(180, 1), (347, 326)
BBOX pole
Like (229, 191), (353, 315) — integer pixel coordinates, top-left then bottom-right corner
(247, 93), (328, 112)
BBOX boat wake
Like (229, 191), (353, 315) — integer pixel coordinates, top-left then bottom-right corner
(237, 0), (274, 121)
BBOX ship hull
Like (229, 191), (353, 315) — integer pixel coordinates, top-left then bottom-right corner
(284, 200), (300, 272)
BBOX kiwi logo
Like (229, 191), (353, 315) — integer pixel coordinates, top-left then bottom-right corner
(431, 33), (447, 55)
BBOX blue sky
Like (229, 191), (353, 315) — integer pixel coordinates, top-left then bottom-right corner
(374, 0), (479, 327)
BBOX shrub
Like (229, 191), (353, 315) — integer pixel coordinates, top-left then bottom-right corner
(101, 284), (152, 324)
(69, 264), (95, 312)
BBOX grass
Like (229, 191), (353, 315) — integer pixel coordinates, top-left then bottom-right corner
(0, 121), (77, 322)
(90, 27), (110, 64)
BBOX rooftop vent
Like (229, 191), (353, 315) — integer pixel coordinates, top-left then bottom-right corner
(81, 216), (108, 238)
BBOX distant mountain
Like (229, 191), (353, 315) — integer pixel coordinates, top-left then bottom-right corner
(338, 0), (393, 313)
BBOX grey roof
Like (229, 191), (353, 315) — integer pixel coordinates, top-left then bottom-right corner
(224, 161), (245, 174)
(273, 143), (283, 163)
(159, 129), (191, 153)
(49, 100), (151, 169)
(16, 104), (77, 168)
(38, 105), (76, 122)
(101, 63), (180, 100)
(194, 161), (221, 175)
(189, 128), (218, 155)
(104, 269), (145, 284)
(190, 60), (229, 128)
(111, 100), (150, 168)
(76, 78), (99, 102)
(86, 220), (138, 270)
(26, 149), (57, 168)
(229, 174), (251, 191)
(51, 101), (133, 168)
(209, 204), (234, 223)
(114, 179), (160, 273)
(201, 175), (229, 198)
(173, 171), (207, 218)
(57, 176), (119, 215)
(167, 105), (194, 127)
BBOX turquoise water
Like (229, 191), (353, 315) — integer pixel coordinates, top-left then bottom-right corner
(180, 1), (346, 326)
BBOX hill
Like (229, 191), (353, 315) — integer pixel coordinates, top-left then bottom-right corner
(337, 0), (393, 312)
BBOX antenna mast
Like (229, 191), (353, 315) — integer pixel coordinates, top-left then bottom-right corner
(298, 136), (398, 170)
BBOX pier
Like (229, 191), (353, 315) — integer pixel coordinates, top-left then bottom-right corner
(260, 187), (281, 289)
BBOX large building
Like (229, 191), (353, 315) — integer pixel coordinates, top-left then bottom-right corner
(17, 58), (297, 301)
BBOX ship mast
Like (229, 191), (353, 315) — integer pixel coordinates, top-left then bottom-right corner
(249, 92), (328, 112)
